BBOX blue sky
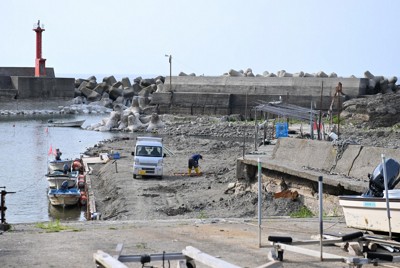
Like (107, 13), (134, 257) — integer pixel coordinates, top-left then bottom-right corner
(2, 0), (399, 79)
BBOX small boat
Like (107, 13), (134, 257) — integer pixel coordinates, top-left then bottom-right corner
(48, 159), (73, 173)
(48, 181), (81, 206)
(339, 195), (400, 233)
(46, 170), (79, 189)
(47, 119), (85, 128)
(339, 158), (400, 233)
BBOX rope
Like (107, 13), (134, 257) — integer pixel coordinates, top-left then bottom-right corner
(329, 138), (357, 173)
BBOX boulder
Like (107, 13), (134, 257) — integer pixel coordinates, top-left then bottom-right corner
(228, 69), (245, 77)
(127, 113), (146, 132)
(86, 81), (97, 89)
(81, 87), (102, 102)
(262, 71), (270, 77)
(316, 71), (328, 78)
(104, 111), (120, 130)
(155, 79), (164, 93)
(121, 77), (131, 88)
(108, 86), (124, 101)
(304, 73), (314, 77)
(146, 113), (165, 132)
(140, 78), (156, 88)
(329, 72), (338, 78)
(93, 83), (107, 95)
(75, 78), (88, 88)
(133, 76), (142, 84)
(293, 71), (304, 77)
(112, 81), (123, 88)
(364, 70), (375, 79)
(122, 87), (135, 99)
(103, 76), (117, 86)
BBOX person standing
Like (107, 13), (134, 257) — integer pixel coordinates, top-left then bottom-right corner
(188, 153), (203, 175)
(55, 148), (62, 161)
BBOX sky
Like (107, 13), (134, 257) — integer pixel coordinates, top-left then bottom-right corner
(2, 0), (399, 79)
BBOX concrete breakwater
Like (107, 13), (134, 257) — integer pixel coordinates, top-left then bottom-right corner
(71, 70), (398, 119)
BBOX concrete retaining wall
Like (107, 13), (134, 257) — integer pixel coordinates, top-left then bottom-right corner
(11, 76), (75, 98)
(0, 67), (55, 78)
(153, 76), (366, 116)
(236, 138), (400, 194)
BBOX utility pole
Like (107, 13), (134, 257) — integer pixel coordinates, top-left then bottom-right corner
(165, 54), (172, 91)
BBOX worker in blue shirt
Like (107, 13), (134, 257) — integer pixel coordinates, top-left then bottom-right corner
(188, 153), (203, 175)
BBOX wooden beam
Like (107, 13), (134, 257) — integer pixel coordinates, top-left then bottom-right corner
(93, 250), (128, 268)
(182, 246), (241, 268)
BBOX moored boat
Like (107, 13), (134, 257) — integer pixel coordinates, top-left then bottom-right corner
(48, 159), (73, 173)
(48, 181), (81, 206)
(339, 157), (400, 233)
(48, 119), (85, 128)
(46, 170), (79, 189)
(339, 195), (400, 233)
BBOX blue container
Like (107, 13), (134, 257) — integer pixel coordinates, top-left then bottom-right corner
(109, 152), (120, 159)
(275, 122), (288, 138)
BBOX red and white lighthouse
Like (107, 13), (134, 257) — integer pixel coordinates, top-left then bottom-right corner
(33, 20), (46, 77)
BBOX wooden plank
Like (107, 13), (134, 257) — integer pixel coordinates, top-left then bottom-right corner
(113, 243), (124, 260)
(254, 262), (283, 268)
(182, 246), (241, 268)
(93, 250), (128, 268)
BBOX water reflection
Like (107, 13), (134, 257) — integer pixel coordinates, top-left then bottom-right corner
(47, 203), (86, 221)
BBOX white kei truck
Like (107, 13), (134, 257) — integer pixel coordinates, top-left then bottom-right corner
(132, 137), (165, 179)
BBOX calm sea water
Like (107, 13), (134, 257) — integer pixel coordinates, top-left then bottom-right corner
(0, 113), (129, 224)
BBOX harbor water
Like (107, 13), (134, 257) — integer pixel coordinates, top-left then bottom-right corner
(0, 113), (130, 224)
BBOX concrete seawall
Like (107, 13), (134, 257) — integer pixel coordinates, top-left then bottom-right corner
(152, 76), (368, 117)
(0, 67), (74, 99)
(237, 138), (400, 194)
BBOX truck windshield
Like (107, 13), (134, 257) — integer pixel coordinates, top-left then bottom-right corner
(136, 146), (162, 157)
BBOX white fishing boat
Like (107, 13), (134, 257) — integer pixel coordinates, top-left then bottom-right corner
(339, 157), (400, 234)
(46, 170), (79, 189)
(339, 194), (400, 233)
(48, 119), (85, 128)
(47, 181), (81, 206)
(48, 159), (73, 173)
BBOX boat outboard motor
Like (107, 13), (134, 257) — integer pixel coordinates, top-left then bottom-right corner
(363, 158), (400, 197)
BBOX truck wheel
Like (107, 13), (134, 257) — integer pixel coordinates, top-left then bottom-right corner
(133, 174), (137, 179)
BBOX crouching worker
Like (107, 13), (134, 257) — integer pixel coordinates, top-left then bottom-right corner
(188, 154), (203, 176)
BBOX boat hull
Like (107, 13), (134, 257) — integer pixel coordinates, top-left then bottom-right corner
(339, 195), (400, 233)
(48, 188), (81, 206)
(48, 160), (73, 173)
(46, 171), (78, 188)
(48, 120), (85, 128)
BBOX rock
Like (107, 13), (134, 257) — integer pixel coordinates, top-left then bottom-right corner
(104, 111), (120, 130)
(93, 82), (108, 96)
(262, 71), (269, 77)
(304, 73), (314, 77)
(364, 70), (375, 79)
(228, 69), (245, 77)
(140, 79), (155, 88)
(112, 81), (123, 88)
(329, 72), (338, 78)
(108, 87), (123, 101)
(316, 71), (328, 78)
(121, 77), (131, 88)
(146, 113), (165, 132)
(86, 81), (97, 89)
(81, 87), (102, 102)
(293, 71), (304, 77)
(122, 87), (135, 99)
(155, 79), (164, 93)
(103, 76), (117, 86)
(127, 113), (146, 131)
